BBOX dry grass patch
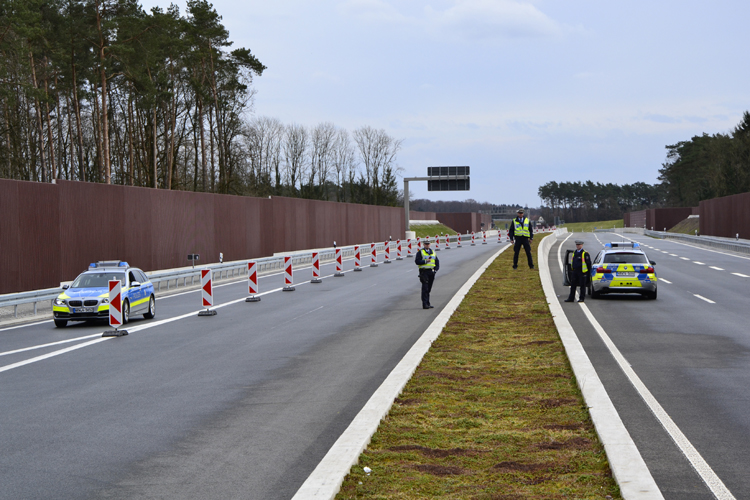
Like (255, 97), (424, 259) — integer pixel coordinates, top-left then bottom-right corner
(336, 236), (621, 499)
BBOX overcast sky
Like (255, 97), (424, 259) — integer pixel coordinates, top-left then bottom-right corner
(141, 0), (750, 207)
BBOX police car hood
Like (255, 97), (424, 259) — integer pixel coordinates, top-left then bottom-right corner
(64, 287), (109, 298)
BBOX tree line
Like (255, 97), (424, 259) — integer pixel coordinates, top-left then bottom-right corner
(658, 111), (750, 207)
(0, 0), (403, 206)
(537, 181), (665, 223)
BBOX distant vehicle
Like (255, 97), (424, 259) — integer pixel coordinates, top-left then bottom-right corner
(564, 242), (657, 299)
(53, 261), (156, 327)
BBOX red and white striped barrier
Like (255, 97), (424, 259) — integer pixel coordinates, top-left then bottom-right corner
(102, 279), (128, 336)
(471, 231), (476, 246)
(384, 240), (392, 263)
(335, 248), (345, 276)
(482, 231), (487, 244)
(396, 240), (403, 260)
(311, 252), (323, 283)
(246, 261), (261, 302)
(283, 256), (295, 291)
(457, 234), (462, 247)
(354, 245), (362, 271)
(434, 234), (441, 251)
(407, 239), (413, 256)
(498, 231), (502, 243)
(445, 234), (450, 250)
(370, 243), (378, 267)
(417, 237), (422, 249)
(198, 268), (217, 315)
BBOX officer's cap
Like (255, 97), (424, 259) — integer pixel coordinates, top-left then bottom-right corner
(575, 240), (584, 244)
(516, 209), (524, 214)
(423, 240), (431, 244)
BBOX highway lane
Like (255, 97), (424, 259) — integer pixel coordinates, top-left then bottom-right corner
(0, 242), (505, 500)
(550, 232), (750, 499)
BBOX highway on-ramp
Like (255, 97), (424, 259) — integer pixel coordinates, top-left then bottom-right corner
(0, 242), (503, 500)
(549, 233), (750, 500)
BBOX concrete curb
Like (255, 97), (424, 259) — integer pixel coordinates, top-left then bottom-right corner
(538, 231), (663, 499)
(291, 245), (511, 499)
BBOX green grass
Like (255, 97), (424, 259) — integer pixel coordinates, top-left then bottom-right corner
(410, 224), (459, 238)
(335, 236), (620, 500)
(668, 217), (699, 234)
(562, 219), (623, 233)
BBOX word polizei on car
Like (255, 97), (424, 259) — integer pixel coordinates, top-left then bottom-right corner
(587, 242), (657, 299)
(53, 261), (156, 328)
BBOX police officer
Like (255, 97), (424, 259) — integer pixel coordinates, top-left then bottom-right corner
(565, 240), (592, 302)
(509, 209), (534, 269)
(415, 239), (439, 309)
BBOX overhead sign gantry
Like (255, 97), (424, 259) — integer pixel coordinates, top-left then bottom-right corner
(404, 166), (470, 232)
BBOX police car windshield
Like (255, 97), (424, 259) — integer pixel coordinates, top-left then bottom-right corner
(603, 253), (648, 264)
(71, 272), (126, 289)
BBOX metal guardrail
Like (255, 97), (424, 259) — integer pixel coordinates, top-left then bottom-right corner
(1, 229), (555, 320)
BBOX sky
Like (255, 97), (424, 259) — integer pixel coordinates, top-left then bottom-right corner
(140, 0), (750, 207)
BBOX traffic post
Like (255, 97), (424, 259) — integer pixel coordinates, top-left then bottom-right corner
(396, 240), (403, 260)
(434, 234), (440, 251)
(354, 245), (362, 271)
(311, 252), (323, 283)
(334, 248), (345, 276)
(407, 239), (413, 257)
(482, 231), (487, 244)
(246, 261), (261, 302)
(198, 269), (217, 316)
(471, 231), (476, 246)
(102, 279), (128, 336)
(283, 256), (295, 291)
(457, 233), (462, 247)
(497, 231), (502, 243)
(370, 243), (378, 267)
(384, 240), (392, 263)
(444, 234), (450, 250)
(417, 237), (422, 249)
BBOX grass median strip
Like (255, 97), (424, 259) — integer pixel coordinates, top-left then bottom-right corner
(336, 237), (621, 499)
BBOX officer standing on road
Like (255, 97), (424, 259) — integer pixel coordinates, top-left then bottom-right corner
(509, 209), (534, 269)
(565, 240), (592, 303)
(415, 239), (439, 309)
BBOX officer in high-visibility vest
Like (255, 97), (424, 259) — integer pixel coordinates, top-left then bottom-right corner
(414, 240), (440, 309)
(565, 240), (592, 302)
(509, 209), (534, 269)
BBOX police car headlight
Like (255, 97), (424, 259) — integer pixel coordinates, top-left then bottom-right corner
(101, 298), (109, 304)
(54, 298), (65, 306)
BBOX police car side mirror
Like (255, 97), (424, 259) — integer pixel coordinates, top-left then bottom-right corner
(62, 284), (69, 290)
(650, 261), (656, 265)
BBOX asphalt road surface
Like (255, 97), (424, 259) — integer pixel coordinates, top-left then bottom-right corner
(0, 241), (504, 500)
(550, 233), (750, 500)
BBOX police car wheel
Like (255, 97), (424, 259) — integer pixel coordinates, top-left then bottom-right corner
(143, 295), (155, 319)
(122, 300), (130, 325)
(54, 319), (67, 328)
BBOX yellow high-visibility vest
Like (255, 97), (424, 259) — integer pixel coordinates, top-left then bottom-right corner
(513, 217), (531, 237)
(418, 249), (436, 269)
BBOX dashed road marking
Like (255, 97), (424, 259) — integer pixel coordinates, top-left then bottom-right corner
(680, 257), (690, 260)
(694, 294), (716, 304)
(709, 266), (724, 271)
(659, 278), (672, 284)
(669, 254), (678, 257)
(694, 261), (706, 265)
(732, 273), (750, 278)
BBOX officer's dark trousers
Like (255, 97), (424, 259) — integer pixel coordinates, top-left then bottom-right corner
(513, 237), (534, 268)
(419, 269), (435, 307)
(567, 270), (586, 301)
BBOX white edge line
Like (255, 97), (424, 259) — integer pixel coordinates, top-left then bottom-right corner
(557, 232), (573, 274)
(0, 337), (111, 374)
(291, 244), (511, 500)
(0, 333), (103, 357)
(578, 304), (733, 499)
(539, 232), (664, 499)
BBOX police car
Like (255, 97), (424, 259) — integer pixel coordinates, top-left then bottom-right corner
(587, 242), (657, 299)
(53, 261), (156, 327)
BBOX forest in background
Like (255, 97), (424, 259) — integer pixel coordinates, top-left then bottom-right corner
(0, 0), (403, 206)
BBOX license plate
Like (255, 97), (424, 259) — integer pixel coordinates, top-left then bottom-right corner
(72, 307), (95, 313)
(617, 272), (635, 277)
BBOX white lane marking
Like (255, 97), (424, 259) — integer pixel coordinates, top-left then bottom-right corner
(659, 278), (672, 284)
(0, 333), (103, 357)
(680, 257), (690, 260)
(670, 254), (678, 257)
(557, 233), (574, 274)
(733, 273), (750, 278)
(694, 261), (706, 265)
(694, 294), (716, 304)
(654, 248), (660, 251)
(661, 251), (669, 253)
(579, 304), (734, 499)
(0, 337), (111, 374)
(0, 319), (52, 332)
(710, 266), (724, 271)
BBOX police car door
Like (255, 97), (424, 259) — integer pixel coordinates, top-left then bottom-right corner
(563, 250), (574, 286)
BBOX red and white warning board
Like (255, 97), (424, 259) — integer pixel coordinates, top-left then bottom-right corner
(201, 269), (213, 307)
(108, 280), (122, 327)
(248, 261), (258, 295)
(284, 256), (293, 286)
(354, 245), (361, 268)
(312, 252), (321, 279)
(335, 248), (343, 272)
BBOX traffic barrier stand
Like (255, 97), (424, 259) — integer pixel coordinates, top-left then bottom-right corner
(102, 279), (128, 336)
(444, 234), (450, 250)
(417, 237), (422, 249)
(311, 252), (323, 283)
(457, 234), (462, 247)
(396, 240), (404, 260)
(370, 243), (378, 267)
(334, 248), (345, 276)
(434, 234), (441, 251)
(407, 239), (413, 256)
(482, 231), (487, 244)
(283, 256), (295, 291)
(384, 240), (392, 263)
(354, 245), (362, 271)
(198, 269), (218, 315)
(246, 261), (261, 301)
(498, 231), (502, 243)
(471, 231), (476, 246)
